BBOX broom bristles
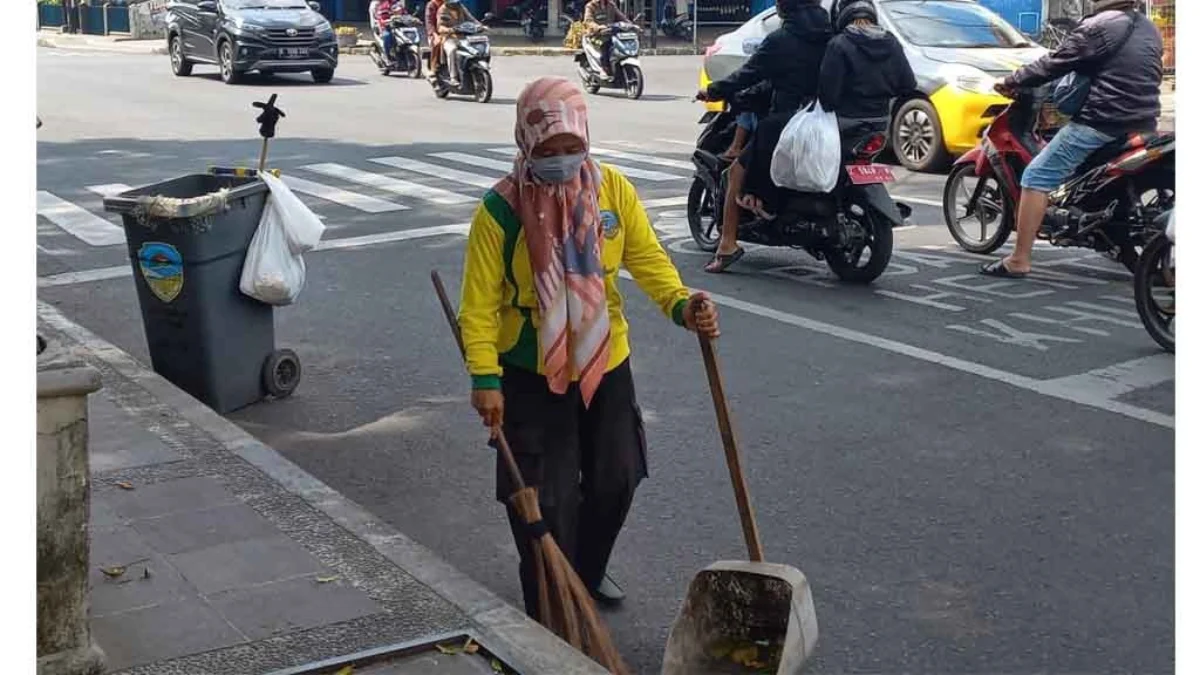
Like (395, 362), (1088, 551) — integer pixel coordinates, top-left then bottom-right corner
(509, 487), (631, 675)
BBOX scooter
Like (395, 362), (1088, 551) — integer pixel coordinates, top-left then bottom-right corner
(370, 13), (424, 77)
(429, 17), (494, 103)
(575, 14), (644, 99)
(659, 2), (691, 39)
(518, 0), (547, 42)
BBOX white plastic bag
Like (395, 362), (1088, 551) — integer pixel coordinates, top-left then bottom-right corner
(259, 171), (325, 253)
(240, 199), (307, 306)
(770, 101), (841, 194)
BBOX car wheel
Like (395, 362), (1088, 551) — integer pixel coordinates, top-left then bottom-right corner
(169, 35), (193, 76)
(893, 98), (950, 173)
(219, 40), (242, 84)
(311, 68), (335, 83)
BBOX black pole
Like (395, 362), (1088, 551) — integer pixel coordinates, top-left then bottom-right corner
(650, 0), (656, 48)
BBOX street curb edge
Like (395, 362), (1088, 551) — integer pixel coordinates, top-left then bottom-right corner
(35, 300), (610, 675)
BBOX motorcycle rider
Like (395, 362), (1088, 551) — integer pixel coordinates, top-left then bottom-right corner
(696, 0), (831, 273)
(984, 0), (1162, 278)
(373, 0), (396, 64)
(583, 0), (631, 81)
(426, 0), (446, 80)
(437, 0), (484, 87)
(818, 0), (916, 148)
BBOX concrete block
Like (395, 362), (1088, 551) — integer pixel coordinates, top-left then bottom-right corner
(107, 475), (237, 521)
(90, 596), (246, 671)
(131, 502), (280, 556)
(207, 574), (380, 640)
(86, 396), (181, 473)
(168, 535), (327, 595)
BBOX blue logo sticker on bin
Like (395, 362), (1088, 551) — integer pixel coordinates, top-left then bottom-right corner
(138, 242), (184, 303)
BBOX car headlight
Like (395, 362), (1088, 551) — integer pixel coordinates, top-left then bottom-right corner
(316, 20), (333, 37)
(234, 19), (267, 34)
(939, 64), (999, 96)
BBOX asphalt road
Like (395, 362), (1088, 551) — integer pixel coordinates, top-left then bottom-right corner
(38, 48), (1174, 674)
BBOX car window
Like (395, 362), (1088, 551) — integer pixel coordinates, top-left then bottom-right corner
(762, 11), (779, 33)
(880, 0), (1032, 48)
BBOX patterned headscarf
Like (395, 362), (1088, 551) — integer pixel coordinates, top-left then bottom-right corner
(493, 77), (611, 406)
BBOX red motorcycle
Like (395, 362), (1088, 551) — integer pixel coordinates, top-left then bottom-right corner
(941, 86), (1174, 271)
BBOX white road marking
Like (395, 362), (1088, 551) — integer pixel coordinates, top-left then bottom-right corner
(370, 156), (495, 189)
(302, 163), (473, 206)
(38, 266), (131, 287)
(1064, 300), (1140, 320)
(1042, 354), (1175, 400)
(891, 195), (943, 208)
(430, 151), (512, 172)
(617, 269), (1173, 429)
(36, 191), (125, 246)
(590, 146), (694, 170)
(652, 138), (696, 147)
(86, 183), (132, 198)
(486, 148), (684, 182)
(280, 175), (408, 213)
(642, 196), (689, 209)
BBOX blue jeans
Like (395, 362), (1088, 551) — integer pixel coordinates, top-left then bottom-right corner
(736, 111), (757, 132)
(1021, 122), (1116, 192)
(381, 28), (396, 59)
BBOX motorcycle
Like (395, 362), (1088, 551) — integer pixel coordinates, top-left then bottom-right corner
(517, 0), (546, 42)
(687, 96), (911, 284)
(428, 17), (494, 103)
(575, 15), (644, 100)
(1134, 208), (1174, 352)
(370, 13), (424, 77)
(659, 2), (692, 40)
(942, 85), (1175, 272)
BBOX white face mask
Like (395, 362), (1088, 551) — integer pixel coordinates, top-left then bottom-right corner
(530, 153), (586, 183)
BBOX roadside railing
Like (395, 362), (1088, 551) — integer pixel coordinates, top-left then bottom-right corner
(37, 2), (131, 36)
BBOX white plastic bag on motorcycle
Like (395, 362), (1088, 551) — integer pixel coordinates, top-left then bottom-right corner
(239, 172), (326, 306)
(770, 101), (841, 194)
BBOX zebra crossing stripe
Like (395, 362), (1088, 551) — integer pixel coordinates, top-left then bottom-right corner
(302, 163), (474, 206)
(429, 151), (512, 173)
(590, 146), (694, 171)
(36, 191), (125, 247)
(281, 175), (408, 213)
(485, 148), (683, 182)
(370, 157), (495, 190)
(86, 184), (133, 198)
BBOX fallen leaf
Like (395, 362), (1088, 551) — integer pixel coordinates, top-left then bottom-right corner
(316, 575), (340, 584)
(436, 643), (462, 655)
(100, 566), (127, 578)
(115, 481), (135, 490)
(463, 637), (479, 654)
(490, 658), (504, 673)
(333, 666), (353, 675)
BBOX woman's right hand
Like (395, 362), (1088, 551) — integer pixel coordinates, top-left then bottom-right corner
(471, 389), (504, 435)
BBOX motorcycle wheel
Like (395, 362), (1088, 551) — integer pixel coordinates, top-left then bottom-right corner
(1134, 232), (1175, 352)
(623, 64), (643, 100)
(943, 162), (1012, 254)
(411, 51), (423, 79)
(472, 68), (493, 104)
(826, 207), (893, 284)
(687, 178), (721, 253)
(371, 44), (390, 75)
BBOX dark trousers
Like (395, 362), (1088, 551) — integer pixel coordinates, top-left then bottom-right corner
(737, 111), (791, 214)
(497, 360), (648, 620)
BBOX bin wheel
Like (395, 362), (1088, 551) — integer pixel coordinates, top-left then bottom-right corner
(263, 349), (301, 398)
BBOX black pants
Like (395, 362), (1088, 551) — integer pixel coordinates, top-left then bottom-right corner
(737, 111), (791, 214)
(599, 35), (614, 74)
(497, 360), (648, 620)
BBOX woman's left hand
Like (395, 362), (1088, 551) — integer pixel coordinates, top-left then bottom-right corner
(684, 292), (720, 339)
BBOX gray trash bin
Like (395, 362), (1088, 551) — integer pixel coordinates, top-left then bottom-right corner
(103, 172), (301, 414)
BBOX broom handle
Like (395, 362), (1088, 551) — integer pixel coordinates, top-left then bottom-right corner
(431, 271), (526, 491)
(257, 138), (270, 173)
(698, 333), (765, 563)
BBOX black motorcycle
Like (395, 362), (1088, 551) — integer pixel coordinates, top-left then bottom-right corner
(688, 96), (910, 283)
(370, 13), (424, 77)
(1134, 207), (1174, 352)
(659, 2), (691, 40)
(517, 0), (547, 42)
(429, 18), (494, 103)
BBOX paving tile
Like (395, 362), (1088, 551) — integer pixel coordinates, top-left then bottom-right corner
(131, 502), (281, 556)
(207, 574), (381, 640)
(357, 652), (501, 674)
(168, 536), (327, 595)
(90, 494), (122, 529)
(88, 524), (196, 617)
(107, 475), (238, 521)
(90, 596), (245, 671)
(88, 396), (182, 473)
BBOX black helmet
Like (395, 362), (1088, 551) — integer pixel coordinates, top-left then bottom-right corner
(836, 0), (877, 30)
(776, 0), (815, 20)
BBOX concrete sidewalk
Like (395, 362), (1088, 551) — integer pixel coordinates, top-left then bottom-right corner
(37, 300), (608, 675)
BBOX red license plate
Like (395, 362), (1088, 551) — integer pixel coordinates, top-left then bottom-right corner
(846, 164), (895, 185)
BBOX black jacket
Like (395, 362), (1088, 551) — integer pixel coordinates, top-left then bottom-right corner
(818, 24), (917, 120)
(706, 3), (832, 116)
(1006, 9), (1162, 135)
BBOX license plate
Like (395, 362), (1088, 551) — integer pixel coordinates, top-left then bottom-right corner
(280, 47), (308, 59)
(846, 164), (895, 185)
(467, 35), (488, 43)
(616, 32), (637, 39)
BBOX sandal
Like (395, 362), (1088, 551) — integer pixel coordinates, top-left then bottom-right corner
(980, 259), (1028, 278)
(705, 247), (745, 274)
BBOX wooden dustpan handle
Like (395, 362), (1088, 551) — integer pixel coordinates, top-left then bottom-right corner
(698, 333), (765, 563)
(431, 271), (526, 491)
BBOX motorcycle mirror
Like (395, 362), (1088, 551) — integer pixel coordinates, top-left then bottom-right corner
(482, 11), (496, 22)
(197, 0), (217, 12)
(308, 1), (320, 10)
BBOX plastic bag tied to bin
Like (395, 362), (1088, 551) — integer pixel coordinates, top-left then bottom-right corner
(239, 172), (325, 306)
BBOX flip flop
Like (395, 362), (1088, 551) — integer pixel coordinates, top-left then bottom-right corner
(705, 247), (745, 274)
(980, 259), (1028, 278)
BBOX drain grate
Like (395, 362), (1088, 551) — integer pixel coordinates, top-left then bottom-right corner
(264, 632), (519, 675)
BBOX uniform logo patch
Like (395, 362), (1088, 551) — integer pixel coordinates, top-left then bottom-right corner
(600, 210), (620, 239)
(137, 242), (183, 303)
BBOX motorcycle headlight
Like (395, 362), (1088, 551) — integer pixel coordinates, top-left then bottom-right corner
(939, 64), (999, 96)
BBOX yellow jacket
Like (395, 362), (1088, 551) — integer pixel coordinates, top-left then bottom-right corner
(459, 163), (691, 390)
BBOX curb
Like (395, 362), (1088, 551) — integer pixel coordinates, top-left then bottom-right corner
(35, 300), (610, 675)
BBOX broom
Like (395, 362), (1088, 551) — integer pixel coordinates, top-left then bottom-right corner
(431, 270), (631, 675)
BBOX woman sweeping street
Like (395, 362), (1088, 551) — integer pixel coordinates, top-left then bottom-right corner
(458, 76), (720, 619)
